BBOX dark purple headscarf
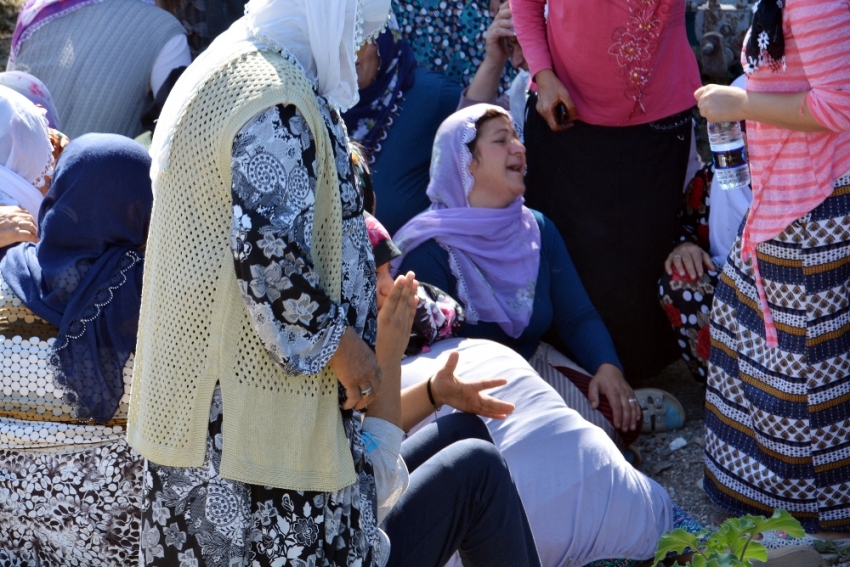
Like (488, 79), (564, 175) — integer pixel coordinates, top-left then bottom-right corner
(392, 104), (540, 339)
(342, 17), (416, 163)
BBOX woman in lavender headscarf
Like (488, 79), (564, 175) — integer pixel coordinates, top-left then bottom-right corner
(394, 103), (644, 450)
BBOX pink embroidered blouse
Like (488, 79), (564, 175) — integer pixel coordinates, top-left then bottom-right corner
(511, 0), (701, 126)
(740, 0), (850, 347)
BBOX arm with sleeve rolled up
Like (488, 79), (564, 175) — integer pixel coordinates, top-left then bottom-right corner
(511, 0), (576, 128)
(361, 272), (417, 523)
(364, 273), (514, 521)
(695, 0), (850, 132)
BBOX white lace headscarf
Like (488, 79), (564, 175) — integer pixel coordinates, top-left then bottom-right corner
(0, 85), (52, 222)
(151, 0), (391, 178)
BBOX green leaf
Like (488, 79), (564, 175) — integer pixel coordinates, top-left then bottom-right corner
(706, 529), (737, 554)
(705, 552), (747, 567)
(691, 554), (707, 567)
(738, 539), (767, 565)
(654, 528), (702, 566)
(748, 509), (805, 539)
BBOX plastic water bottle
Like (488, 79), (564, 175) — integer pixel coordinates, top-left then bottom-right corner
(707, 121), (751, 190)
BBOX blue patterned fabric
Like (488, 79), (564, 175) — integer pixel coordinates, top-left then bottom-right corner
(0, 134), (152, 422)
(705, 175), (850, 532)
(392, 0), (514, 90)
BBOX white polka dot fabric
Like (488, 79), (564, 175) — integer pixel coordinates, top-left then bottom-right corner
(0, 276), (132, 451)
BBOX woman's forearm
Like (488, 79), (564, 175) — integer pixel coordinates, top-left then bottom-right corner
(744, 91), (829, 132)
(366, 354), (402, 428)
(466, 59), (505, 104)
(400, 379), (436, 432)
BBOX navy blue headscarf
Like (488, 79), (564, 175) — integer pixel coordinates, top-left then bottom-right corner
(0, 133), (152, 423)
(343, 21), (417, 163)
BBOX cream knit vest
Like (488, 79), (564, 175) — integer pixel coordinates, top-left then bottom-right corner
(11, 0), (184, 139)
(127, 48), (355, 492)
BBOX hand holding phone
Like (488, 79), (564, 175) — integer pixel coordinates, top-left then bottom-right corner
(556, 103), (567, 126)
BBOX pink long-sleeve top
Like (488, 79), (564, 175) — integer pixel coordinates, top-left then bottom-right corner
(511, 0), (701, 126)
(740, 0), (850, 347)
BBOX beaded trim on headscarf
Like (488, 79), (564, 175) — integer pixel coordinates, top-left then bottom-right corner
(744, 0), (785, 74)
(342, 17), (417, 164)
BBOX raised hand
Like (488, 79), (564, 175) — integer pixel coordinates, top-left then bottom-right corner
(431, 351), (515, 420)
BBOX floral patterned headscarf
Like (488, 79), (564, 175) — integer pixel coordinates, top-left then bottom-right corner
(743, 0), (785, 74)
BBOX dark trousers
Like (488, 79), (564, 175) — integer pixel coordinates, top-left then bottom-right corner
(382, 413), (541, 567)
(524, 94), (692, 381)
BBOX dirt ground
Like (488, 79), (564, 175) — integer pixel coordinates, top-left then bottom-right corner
(633, 361), (721, 528)
(638, 361), (850, 565)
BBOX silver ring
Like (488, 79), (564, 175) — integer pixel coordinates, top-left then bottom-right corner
(628, 398), (638, 403)
(360, 386), (373, 397)
(673, 254), (682, 258)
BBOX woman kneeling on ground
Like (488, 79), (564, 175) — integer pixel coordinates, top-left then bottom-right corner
(394, 104), (670, 450)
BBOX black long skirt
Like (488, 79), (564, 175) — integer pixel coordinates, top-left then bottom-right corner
(524, 95), (692, 382)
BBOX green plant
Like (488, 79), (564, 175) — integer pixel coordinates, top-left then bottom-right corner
(652, 509), (805, 567)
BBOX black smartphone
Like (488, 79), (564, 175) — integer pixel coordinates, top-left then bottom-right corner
(556, 103), (568, 125)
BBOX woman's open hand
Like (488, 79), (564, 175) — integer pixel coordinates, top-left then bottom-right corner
(431, 351), (515, 419)
(535, 69), (577, 131)
(376, 271), (418, 365)
(664, 241), (715, 280)
(588, 363), (640, 432)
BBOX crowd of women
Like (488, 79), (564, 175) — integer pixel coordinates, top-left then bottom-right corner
(0, 0), (848, 565)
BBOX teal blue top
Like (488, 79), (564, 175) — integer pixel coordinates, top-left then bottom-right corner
(398, 211), (623, 373)
(371, 67), (463, 235)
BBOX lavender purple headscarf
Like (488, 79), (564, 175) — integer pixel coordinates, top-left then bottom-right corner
(392, 104), (540, 338)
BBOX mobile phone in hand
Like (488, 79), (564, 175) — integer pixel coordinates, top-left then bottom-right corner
(556, 103), (568, 125)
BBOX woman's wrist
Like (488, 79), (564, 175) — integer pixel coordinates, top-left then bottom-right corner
(533, 68), (557, 86)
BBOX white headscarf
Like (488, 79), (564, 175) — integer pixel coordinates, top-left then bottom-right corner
(0, 85), (52, 222)
(150, 0), (391, 178)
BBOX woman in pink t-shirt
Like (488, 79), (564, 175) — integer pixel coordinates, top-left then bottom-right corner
(696, 0), (850, 540)
(512, 0), (702, 382)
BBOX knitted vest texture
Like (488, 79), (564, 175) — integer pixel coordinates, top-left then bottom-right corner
(11, 0), (184, 139)
(127, 49), (354, 492)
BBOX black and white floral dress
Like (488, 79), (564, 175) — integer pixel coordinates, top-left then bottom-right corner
(141, 96), (385, 567)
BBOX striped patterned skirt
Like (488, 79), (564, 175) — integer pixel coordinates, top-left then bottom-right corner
(705, 174), (850, 532)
